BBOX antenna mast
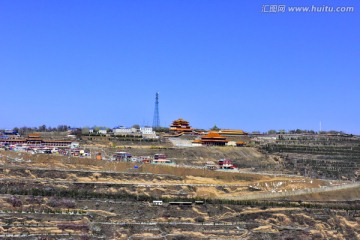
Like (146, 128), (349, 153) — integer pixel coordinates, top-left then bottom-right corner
(152, 92), (160, 128)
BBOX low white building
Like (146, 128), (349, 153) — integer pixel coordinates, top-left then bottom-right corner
(113, 126), (138, 135)
(140, 127), (154, 134)
(140, 127), (158, 139)
(152, 200), (163, 205)
(226, 141), (237, 146)
(98, 128), (107, 135)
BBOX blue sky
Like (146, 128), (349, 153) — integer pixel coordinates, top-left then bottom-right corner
(0, 0), (359, 133)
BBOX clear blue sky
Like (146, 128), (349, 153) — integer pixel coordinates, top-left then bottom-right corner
(1, 0), (359, 133)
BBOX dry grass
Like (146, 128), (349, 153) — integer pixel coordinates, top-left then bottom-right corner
(285, 186), (360, 201)
(87, 209), (116, 217)
(191, 206), (208, 217)
(1, 151), (335, 198)
(240, 207), (300, 215)
(272, 213), (292, 225)
(142, 164), (266, 182)
(338, 216), (359, 228)
(195, 187), (221, 198)
(252, 225), (277, 233)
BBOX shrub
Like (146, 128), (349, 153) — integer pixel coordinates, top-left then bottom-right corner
(47, 197), (76, 208)
(6, 196), (22, 207)
(58, 223), (89, 231)
(195, 216), (205, 223)
(26, 195), (43, 205)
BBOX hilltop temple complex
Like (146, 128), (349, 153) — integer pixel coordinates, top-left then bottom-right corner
(0, 133), (72, 147)
(170, 118), (193, 133)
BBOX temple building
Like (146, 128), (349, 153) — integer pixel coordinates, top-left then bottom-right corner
(192, 139), (202, 146)
(170, 118), (193, 133)
(0, 133), (72, 147)
(218, 129), (247, 136)
(27, 133), (43, 145)
(193, 131), (228, 146)
(236, 141), (246, 147)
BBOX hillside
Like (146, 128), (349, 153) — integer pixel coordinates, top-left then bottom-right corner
(1, 149), (359, 239)
(260, 134), (360, 180)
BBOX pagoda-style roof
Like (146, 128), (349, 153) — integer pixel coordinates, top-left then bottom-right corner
(28, 133), (41, 138)
(171, 118), (190, 126)
(197, 131), (228, 146)
(170, 118), (193, 133)
(0, 134), (72, 145)
(201, 131), (227, 140)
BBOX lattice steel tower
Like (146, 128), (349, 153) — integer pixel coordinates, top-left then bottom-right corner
(152, 92), (160, 128)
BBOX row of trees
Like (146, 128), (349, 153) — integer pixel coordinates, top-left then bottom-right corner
(9, 124), (163, 134)
(266, 129), (349, 135)
(267, 129), (317, 134)
(11, 125), (70, 135)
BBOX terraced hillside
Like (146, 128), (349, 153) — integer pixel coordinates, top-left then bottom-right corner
(260, 134), (360, 180)
(1, 134), (360, 239)
(89, 144), (282, 171)
(1, 194), (359, 239)
(0, 151), (359, 239)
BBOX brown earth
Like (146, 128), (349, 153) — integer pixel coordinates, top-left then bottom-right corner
(1, 141), (359, 239)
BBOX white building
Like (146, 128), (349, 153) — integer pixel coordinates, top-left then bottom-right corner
(226, 141), (237, 146)
(98, 128), (107, 135)
(153, 200), (163, 205)
(140, 127), (155, 135)
(113, 126), (138, 135)
(140, 127), (158, 139)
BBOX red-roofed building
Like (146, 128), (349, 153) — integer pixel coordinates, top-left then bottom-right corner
(192, 131), (228, 146)
(218, 159), (237, 170)
(170, 118), (193, 133)
(0, 133), (72, 147)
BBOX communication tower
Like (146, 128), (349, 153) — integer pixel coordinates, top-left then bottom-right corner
(152, 92), (160, 128)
